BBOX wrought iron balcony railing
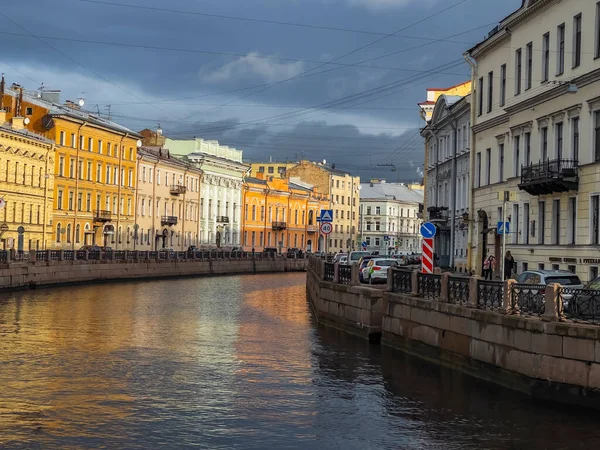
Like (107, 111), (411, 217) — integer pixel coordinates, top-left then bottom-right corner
(161, 215), (178, 226)
(519, 158), (579, 195)
(216, 216), (229, 223)
(93, 210), (112, 222)
(272, 222), (287, 231)
(170, 184), (187, 195)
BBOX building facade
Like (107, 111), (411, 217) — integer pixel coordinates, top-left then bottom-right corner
(165, 138), (247, 247)
(1, 80), (140, 249)
(241, 175), (329, 253)
(135, 147), (202, 251)
(467, 0), (600, 281)
(359, 181), (424, 255)
(287, 160), (359, 251)
(248, 161), (295, 179)
(0, 112), (55, 250)
(421, 94), (471, 271)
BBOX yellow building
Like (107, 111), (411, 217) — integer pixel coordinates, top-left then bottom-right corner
(242, 174), (328, 252)
(0, 112), (55, 250)
(418, 80), (471, 122)
(2, 81), (140, 249)
(249, 161), (295, 179)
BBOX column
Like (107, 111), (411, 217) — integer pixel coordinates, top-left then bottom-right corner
(202, 192), (209, 244)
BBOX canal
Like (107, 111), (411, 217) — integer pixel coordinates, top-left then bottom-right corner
(0, 273), (599, 449)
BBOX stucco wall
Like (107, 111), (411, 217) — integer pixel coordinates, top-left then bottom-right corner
(0, 257), (307, 291)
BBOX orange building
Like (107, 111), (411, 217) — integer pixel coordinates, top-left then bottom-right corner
(242, 174), (328, 253)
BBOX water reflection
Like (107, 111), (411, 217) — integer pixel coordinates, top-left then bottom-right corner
(0, 273), (599, 449)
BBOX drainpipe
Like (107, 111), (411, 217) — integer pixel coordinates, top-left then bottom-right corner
(42, 142), (54, 249)
(116, 133), (129, 250)
(464, 51), (477, 273)
(73, 121), (87, 250)
(449, 118), (458, 269)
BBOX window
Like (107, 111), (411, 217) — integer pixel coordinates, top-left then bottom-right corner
(557, 23), (565, 75)
(573, 14), (582, 68)
(556, 122), (563, 159)
(592, 267), (599, 282)
(539, 263), (545, 270)
(487, 71), (493, 113)
(66, 224), (71, 244)
(523, 203), (530, 244)
(515, 48), (522, 95)
(592, 195), (600, 245)
(78, 159), (83, 180)
(539, 201), (546, 244)
(88, 137), (93, 151)
(79, 135), (84, 149)
(541, 127), (548, 161)
(268, 167), (274, 174)
(375, 221), (380, 231)
(98, 140), (103, 154)
(375, 237), (380, 247)
(486, 148), (491, 185)
(58, 156), (64, 176)
(59, 131), (65, 146)
(542, 32), (550, 82)
(476, 152), (481, 187)
(252, 205), (256, 221)
(77, 192), (82, 211)
(568, 197), (577, 245)
(572, 117), (580, 162)
(552, 264), (560, 271)
(595, 111), (600, 162)
(552, 199), (560, 245)
(366, 221), (372, 231)
(69, 158), (74, 178)
(375, 206), (381, 215)
(71, 133), (76, 148)
(499, 144), (504, 182)
(68, 191), (74, 210)
(107, 143), (112, 156)
(500, 64), (506, 106)
(526, 42), (533, 90)
(477, 77), (483, 116)
(244, 204), (248, 220)
(366, 206), (371, 215)
(524, 132), (531, 167)
(512, 204), (519, 244)
(522, 262), (528, 272)
(514, 135), (520, 177)
(87, 161), (92, 181)
(86, 193), (91, 212)
(57, 190), (63, 210)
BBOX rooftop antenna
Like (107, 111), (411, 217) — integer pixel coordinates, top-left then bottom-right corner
(94, 104), (101, 115)
(37, 82), (45, 98)
(104, 104), (112, 121)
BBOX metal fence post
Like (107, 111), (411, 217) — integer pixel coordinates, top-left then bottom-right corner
(440, 272), (450, 302)
(543, 283), (560, 322)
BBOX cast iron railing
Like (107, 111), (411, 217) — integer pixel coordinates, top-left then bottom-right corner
(417, 273), (441, 300)
(338, 264), (352, 285)
(448, 276), (470, 305)
(559, 287), (600, 324)
(324, 262), (335, 282)
(510, 284), (547, 316)
(63, 250), (75, 261)
(391, 268), (412, 294)
(477, 280), (504, 310)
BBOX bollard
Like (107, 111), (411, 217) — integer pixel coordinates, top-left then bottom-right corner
(543, 283), (560, 322)
(440, 272), (450, 302)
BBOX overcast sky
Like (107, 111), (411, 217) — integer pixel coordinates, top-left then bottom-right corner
(1, 0), (519, 181)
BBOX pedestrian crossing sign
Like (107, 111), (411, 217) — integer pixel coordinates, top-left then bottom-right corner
(497, 221), (510, 235)
(318, 210), (333, 222)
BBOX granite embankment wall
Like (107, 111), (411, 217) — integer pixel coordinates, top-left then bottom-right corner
(0, 254), (307, 290)
(306, 258), (600, 409)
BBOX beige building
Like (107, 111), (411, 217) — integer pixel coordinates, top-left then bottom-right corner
(0, 112), (55, 250)
(135, 147), (202, 250)
(249, 161), (295, 179)
(287, 160), (359, 251)
(466, 0), (600, 281)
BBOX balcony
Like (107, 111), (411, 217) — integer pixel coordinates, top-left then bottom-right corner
(519, 158), (579, 196)
(161, 216), (178, 226)
(307, 223), (317, 233)
(272, 222), (287, 231)
(427, 206), (449, 222)
(93, 210), (112, 222)
(170, 184), (187, 196)
(216, 216), (229, 223)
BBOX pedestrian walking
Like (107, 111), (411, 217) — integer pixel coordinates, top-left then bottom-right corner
(483, 255), (495, 280)
(504, 251), (515, 280)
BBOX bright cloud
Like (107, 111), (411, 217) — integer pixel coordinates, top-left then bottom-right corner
(201, 53), (305, 83)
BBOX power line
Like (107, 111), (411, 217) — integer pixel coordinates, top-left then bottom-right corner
(79, 0), (479, 44)
(179, 0), (470, 120)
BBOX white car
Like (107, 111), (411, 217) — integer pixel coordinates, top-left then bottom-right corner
(362, 258), (398, 284)
(338, 255), (348, 265)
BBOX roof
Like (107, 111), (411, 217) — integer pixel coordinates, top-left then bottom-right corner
(244, 176), (268, 185)
(426, 81), (471, 92)
(439, 95), (463, 107)
(0, 123), (53, 145)
(360, 182), (424, 203)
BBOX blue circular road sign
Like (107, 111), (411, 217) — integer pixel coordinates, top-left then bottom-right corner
(420, 222), (437, 238)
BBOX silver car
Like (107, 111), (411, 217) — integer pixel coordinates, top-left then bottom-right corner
(515, 270), (583, 310)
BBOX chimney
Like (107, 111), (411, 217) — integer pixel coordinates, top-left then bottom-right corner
(41, 90), (61, 104)
(65, 100), (80, 110)
(12, 117), (25, 130)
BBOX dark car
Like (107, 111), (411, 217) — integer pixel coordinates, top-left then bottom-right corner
(187, 245), (197, 252)
(286, 248), (303, 258)
(263, 247), (278, 255)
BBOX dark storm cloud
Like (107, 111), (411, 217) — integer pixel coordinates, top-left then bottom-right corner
(1, 0), (520, 179)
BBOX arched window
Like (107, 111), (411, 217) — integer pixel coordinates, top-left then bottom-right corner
(56, 223), (61, 243)
(308, 210), (314, 225)
(66, 223), (71, 243)
(75, 224), (80, 243)
(118, 226), (122, 244)
(126, 226), (131, 244)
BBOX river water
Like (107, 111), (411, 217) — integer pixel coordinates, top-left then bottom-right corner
(0, 273), (599, 449)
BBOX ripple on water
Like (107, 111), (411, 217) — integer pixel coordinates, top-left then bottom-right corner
(1, 273), (600, 449)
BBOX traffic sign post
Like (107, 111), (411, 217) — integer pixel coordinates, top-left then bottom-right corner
(422, 238), (434, 273)
(420, 222), (437, 239)
(361, 241), (367, 251)
(320, 222), (333, 235)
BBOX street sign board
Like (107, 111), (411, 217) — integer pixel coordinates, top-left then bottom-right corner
(384, 235), (390, 241)
(320, 222), (333, 235)
(497, 221), (510, 235)
(420, 222), (437, 239)
(317, 210), (333, 222)
(422, 238), (434, 274)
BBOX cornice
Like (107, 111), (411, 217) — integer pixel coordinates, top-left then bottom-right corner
(472, 113), (510, 134)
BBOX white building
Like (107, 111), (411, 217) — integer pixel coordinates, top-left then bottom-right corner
(165, 138), (248, 247)
(466, 0), (600, 281)
(421, 94), (471, 271)
(359, 181), (424, 255)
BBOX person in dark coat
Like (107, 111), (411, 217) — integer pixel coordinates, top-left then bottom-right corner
(504, 251), (515, 280)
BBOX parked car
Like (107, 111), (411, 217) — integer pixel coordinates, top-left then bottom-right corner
(287, 248), (303, 258)
(514, 270), (583, 312)
(263, 247), (278, 255)
(362, 258), (398, 284)
(358, 255), (376, 282)
(187, 245), (197, 252)
(338, 255), (348, 265)
(348, 251), (371, 265)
